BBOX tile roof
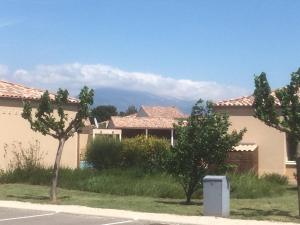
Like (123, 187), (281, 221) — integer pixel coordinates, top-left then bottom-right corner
(124, 113), (137, 118)
(0, 80), (79, 103)
(232, 143), (258, 152)
(140, 106), (188, 118)
(110, 116), (177, 129)
(215, 92), (281, 107)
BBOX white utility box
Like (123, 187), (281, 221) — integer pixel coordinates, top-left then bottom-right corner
(203, 175), (230, 217)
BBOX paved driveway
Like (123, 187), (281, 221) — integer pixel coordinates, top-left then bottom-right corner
(0, 207), (167, 225)
(0, 201), (298, 225)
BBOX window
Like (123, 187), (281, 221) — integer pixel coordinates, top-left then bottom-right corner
(286, 134), (298, 161)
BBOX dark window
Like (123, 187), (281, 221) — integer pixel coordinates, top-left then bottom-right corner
(286, 134), (298, 161)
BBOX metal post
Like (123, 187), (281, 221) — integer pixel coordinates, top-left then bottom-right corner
(171, 129), (174, 146)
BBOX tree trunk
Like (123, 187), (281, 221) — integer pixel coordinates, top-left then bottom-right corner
(296, 157), (300, 216)
(185, 182), (196, 204)
(50, 138), (65, 202)
(185, 194), (192, 204)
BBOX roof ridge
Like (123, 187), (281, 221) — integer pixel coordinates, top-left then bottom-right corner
(0, 79), (45, 92)
(0, 80), (79, 103)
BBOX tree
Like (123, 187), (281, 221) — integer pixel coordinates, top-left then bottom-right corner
(91, 105), (118, 122)
(119, 105), (138, 116)
(22, 86), (94, 202)
(253, 69), (300, 215)
(167, 99), (245, 204)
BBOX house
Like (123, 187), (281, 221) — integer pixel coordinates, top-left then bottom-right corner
(78, 106), (188, 158)
(214, 95), (296, 183)
(107, 106), (188, 143)
(0, 80), (80, 170)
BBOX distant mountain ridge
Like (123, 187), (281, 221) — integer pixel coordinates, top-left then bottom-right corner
(93, 88), (194, 113)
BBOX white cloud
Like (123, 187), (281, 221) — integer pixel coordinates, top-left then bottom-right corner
(0, 65), (9, 78)
(2, 63), (250, 101)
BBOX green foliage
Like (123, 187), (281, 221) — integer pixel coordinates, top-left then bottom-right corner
(253, 70), (300, 214)
(229, 172), (286, 199)
(85, 137), (122, 170)
(22, 86), (94, 201)
(85, 135), (170, 171)
(167, 99), (246, 203)
(121, 135), (171, 171)
(91, 105), (118, 122)
(119, 105), (138, 116)
(261, 173), (289, 185)
(0, 168), (184, 199)
(0, 168), (287, 200)
(254, 69), (300, 154)
(22, 86), (94, 140)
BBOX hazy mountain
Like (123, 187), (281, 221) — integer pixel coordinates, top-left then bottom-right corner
(93, 88), (194, 113)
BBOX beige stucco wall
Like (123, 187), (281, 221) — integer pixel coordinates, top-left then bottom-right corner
(78, 133), (92, 160)
(215, 106), (287, 176)
(0, 98), (79, 170)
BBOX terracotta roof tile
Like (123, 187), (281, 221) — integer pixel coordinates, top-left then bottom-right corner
(215, 92), (281, 107)
(110, 116), (177, 129)
(0, 80), (79, 103)
(140, 106), (188, 118)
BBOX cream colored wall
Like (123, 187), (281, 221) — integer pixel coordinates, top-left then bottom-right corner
(78, 133), (92, 160)
(0, 98), (79, 170)
(215, 106), (286, 176)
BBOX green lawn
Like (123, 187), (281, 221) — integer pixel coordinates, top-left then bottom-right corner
(0, 183), (299, 223)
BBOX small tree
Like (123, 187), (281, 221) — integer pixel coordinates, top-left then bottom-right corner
(91, 105), (118, 122)
(22, 86), (94, 202)
(167, 99), (245, 203)
(119, 105), (138, 116)
(253, 70), (300, 215)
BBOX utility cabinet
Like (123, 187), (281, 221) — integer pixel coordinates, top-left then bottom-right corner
(203, 175), (230, 217)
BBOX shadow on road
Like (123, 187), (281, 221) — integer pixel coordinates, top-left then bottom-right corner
(155, 199), (203, 206)
(6, 194), (70, 201)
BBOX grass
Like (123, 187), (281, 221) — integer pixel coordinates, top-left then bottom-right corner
(0, 168), (194, 199)
(0, 183), (299, 223)
(0, 168), (286, 199)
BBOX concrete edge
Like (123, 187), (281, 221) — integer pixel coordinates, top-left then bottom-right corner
(0, 200), (297, 225)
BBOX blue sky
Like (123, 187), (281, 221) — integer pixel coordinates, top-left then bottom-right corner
(0, 0), (299, 101)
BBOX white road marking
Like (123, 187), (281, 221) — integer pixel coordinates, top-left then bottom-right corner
(0, 212), (57, 222)
(100, 220), (134, 225)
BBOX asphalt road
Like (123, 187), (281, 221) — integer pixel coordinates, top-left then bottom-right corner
(0, 207), (171, 225)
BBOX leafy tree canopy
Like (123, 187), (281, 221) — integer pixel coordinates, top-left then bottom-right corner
(22, 86), (94, 202)
(119, 105), (138, 116)
(167, 99), (245, 203)
(253, 69), (300, 215)
(91, 105), (118, 122)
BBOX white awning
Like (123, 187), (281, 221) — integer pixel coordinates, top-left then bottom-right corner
(232, 143), (258, 152)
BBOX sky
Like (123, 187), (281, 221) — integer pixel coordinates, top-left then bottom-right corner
(0, 0), (299, 101)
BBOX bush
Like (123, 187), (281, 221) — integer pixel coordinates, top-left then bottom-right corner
(85, 136), (122, 170)
(121, 135), (170, 171)
(0, 167), (288, 200)
(4, 140), (45, 171)
(229, 172), (286, 199)
(261, 173), (289, 185)
(0, 167), (184, 199)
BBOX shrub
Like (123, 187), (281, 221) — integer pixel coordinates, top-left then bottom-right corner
(121, 135), (170, 171)
(229, 172), (286, 199)
(261, 173), (289, 185)
(85, 136), (122, 170)
(4, 140), (45, 171)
